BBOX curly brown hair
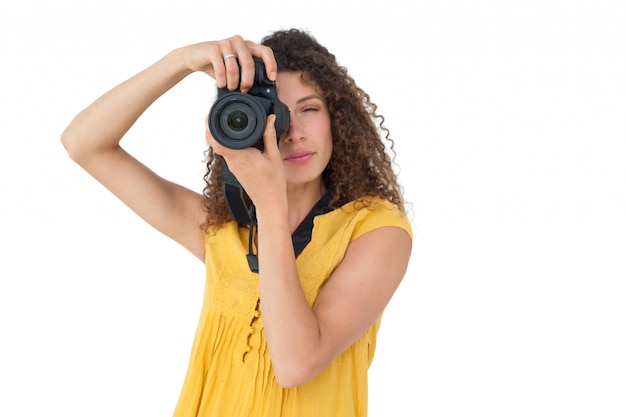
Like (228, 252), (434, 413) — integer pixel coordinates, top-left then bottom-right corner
(202, 29), (406, 231)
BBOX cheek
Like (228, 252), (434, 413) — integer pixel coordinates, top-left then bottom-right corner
(322, 135), (334, 164)
(322, 126), (333, 159)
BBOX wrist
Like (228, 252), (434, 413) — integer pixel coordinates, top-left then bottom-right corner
(166, 46), (196, 78)
(255, 201), (289, 229)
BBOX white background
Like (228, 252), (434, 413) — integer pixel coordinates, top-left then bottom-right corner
(1, 1), (625, 416)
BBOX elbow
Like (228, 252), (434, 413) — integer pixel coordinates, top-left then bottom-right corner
(274, 370), (312, 390)
(60, 127), (82, 162)
(273, 356), (320, 389)
(61, 126), (96, 164)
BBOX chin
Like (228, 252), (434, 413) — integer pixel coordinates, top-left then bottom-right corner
(287, 173), (324, 188)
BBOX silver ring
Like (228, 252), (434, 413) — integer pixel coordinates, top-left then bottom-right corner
(223, 53), (236, 61)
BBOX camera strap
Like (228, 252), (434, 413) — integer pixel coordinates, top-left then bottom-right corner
(221, 163), (259, 273)
(221, 163), (253, 224)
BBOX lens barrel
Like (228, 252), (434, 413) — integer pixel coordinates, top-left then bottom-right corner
(209, 92), (267, 150)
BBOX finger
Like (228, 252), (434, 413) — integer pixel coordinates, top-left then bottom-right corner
(233, 47), (255, 93)
(236, 42), (277, 92)
(262, 115), (278, 155)
(204, 116), (228, 156)
(210, 47), (229, 89)
(204, 122), (219, 150)
(218, 35), (251, 92)
(212, 36), (244, 90)
(223, 52), (240, 91)
(246, 41), (278, 81)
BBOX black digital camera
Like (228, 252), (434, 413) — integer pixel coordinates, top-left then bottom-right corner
(208, 58), (290, 150)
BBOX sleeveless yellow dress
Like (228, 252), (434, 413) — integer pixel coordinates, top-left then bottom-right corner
(173, 197), (412, 417)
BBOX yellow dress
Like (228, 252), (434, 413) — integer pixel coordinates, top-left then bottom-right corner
(173, 197), (412, 417)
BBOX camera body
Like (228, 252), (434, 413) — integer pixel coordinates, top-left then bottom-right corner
(208, 58), (290, 150)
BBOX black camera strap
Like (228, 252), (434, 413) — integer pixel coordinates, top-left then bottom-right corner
(221, 163), (259, 273)
(221, 163), (253, 224)
(221, 165), (332, 274)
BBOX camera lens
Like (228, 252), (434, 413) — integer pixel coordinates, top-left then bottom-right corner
(227, 109), (249, 132)
(209, 93), (267, 150)
(220, 102), (256, 139)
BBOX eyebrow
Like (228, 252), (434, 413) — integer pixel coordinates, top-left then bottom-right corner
(296, 95), (323, 105)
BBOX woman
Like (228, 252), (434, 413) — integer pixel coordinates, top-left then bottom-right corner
(62, 28), (412, 417)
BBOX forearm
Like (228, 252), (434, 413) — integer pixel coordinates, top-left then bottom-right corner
(256, 208), (324, 388)
(61, 47), (193, 161)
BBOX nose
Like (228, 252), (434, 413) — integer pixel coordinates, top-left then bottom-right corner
(281, 116), (303, 144)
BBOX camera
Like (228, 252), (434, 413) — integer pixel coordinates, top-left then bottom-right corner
(208, 58), (290, 150)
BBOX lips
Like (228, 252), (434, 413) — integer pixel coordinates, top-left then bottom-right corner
(284, 150), (315, 164)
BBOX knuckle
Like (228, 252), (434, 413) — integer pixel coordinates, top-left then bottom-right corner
(230, 34), (244, 44)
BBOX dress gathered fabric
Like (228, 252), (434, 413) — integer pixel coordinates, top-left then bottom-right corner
(172, 197), (412, 417)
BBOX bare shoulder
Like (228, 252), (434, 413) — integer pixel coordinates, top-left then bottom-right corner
(333, 226), (412, 299)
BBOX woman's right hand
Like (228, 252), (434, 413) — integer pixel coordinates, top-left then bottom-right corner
(181, 35), (277, 93)
(60, 35), (278, 262)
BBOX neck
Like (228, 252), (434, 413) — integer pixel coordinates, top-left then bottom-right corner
(286, 180), (326, 233)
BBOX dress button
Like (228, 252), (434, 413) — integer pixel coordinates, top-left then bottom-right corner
(249, 327), (254, 334)
(253, 310), (260, 318)
(245, 345), (252, 352)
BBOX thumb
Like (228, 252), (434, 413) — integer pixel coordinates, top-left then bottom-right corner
(262, 114), (278, 155)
